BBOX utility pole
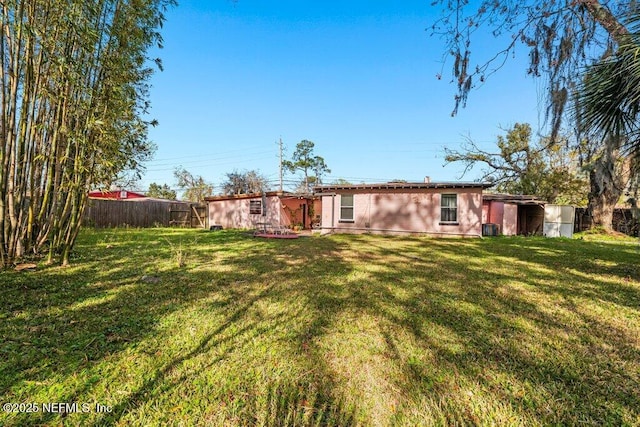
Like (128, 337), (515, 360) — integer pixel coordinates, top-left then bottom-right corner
(278, 137), (283, 192)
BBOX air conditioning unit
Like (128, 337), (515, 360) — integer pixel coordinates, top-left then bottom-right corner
(482, 223), (499, 236)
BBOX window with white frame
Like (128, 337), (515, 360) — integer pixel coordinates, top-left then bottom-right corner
(340, 194), (354, 222)
(249, 200), (262, 215)
(440, 194), (458, 223)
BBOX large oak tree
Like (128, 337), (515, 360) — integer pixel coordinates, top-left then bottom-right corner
(445, 123), (588, 205)
(433, 0), (638, 229)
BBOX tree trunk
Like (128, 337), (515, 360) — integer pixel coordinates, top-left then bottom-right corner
(588, 171), (618, 230)
(587, 145), (630, 230)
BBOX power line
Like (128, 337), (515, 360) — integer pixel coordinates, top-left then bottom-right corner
(145, 140), (492, 165)
(145, 150), (274, 169)
(147, 144), (268, 162)
(144, 154), (274, 172)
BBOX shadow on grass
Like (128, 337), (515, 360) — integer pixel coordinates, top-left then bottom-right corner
(349, 235), (640, 424)
(86, 233), (361, 426)
(1, 229), (360, 426)
(1, 230), (638, 425)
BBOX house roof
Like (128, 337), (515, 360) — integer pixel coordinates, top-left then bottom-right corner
(482, 193), (547, 205)
(120, 197), (184, 203)
(88, 190), (146, 199)
(314, 182), (492, 193)
(205, 182), (491, 201)
(204, 191), (311, 202)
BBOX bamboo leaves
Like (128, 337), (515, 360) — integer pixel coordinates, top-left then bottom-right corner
(0, 0), (174, 267)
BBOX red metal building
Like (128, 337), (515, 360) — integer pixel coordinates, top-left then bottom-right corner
(88, 190), (146, 200)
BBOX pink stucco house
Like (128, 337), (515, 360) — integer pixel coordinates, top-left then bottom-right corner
(314, 182), (491, 237)
(204, 184), (557, 237)
(204, 192), (320, 231)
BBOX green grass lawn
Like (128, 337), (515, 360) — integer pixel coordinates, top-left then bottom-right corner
(1, 229), (639, 426)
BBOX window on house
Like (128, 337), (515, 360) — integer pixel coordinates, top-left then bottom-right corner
(249, 200), (262, 215)
(441, 194), (458, 223)
(340, 194), (354, 221)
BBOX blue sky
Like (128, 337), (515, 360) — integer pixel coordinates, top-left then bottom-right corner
(140, 0), (543, 193)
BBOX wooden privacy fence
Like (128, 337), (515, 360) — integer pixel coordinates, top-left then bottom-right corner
(84, 199), (207, 228)
(574, 207), (639, 236)
(169, 204), (207, 228)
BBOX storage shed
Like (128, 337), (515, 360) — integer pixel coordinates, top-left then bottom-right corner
(543, 205), (575, 238)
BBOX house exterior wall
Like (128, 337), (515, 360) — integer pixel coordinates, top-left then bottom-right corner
(489, 201), (504, 226)
(482, 202), (489, 224)
(482, 200), (520, 236)
(503, 203), (518, 236)
(208, 195), (284, 229)
(320, 188), (483, 237)
(280, 198), (306, 227)
(279, 197), (321, 229)
(311, 199), (322, 228)
(482, 200), (505, 234)
(207, 194), (318, 230)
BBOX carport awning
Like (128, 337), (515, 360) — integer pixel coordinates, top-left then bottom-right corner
(483, 193), (547, 205)
(508, 200), (546, 206)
